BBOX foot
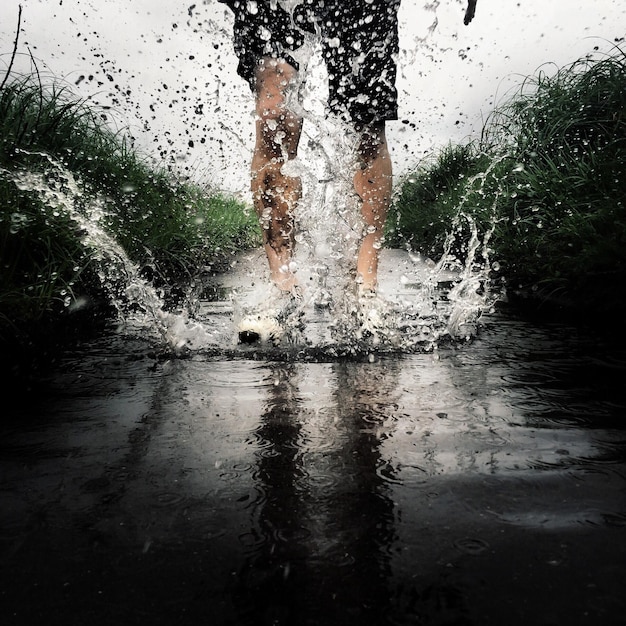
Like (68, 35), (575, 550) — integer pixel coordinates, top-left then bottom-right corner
(356, 286), (385, 336)
(238, 285), (303, 345)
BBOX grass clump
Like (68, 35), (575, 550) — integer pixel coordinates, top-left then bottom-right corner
(391, 47), (626, 314)
(386, 142), (492, 259)
(0, 65), (260, 353)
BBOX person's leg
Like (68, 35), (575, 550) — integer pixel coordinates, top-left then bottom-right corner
(353, 123), (392, 292)
(320, 0), (399, 293)
(251, 58), (303, 293)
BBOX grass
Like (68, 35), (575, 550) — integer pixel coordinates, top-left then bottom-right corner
(390, 47), (626, 314)
(0, 64), (260, 354)
(386, 142), (493, 259)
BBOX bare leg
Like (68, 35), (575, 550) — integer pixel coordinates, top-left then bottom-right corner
(353, 123), (393, 292)
(251, 58), (303, 293)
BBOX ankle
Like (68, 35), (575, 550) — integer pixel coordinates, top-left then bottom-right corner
(272, 274), (299, 294)
(357, 283), (377, 299)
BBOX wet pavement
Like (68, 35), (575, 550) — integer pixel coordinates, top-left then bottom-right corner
(2, 255), (626, 625)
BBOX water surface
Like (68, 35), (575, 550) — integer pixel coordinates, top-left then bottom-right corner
(2, 303), (625, 625)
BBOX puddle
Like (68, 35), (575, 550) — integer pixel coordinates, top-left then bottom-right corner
(1, 306), (625, 625)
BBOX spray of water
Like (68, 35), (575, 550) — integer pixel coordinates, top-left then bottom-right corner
(220, 31), (504, 357)
(3, 151), (212, 352)
(2, 8), (505, 358)
(4, 146), (502, 358)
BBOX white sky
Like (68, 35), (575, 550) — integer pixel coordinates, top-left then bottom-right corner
(1, 0), (624, 197)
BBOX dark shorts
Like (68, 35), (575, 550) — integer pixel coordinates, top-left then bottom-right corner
(220, 0), (400, 126)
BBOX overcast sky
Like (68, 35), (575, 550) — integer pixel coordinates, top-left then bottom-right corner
(1, 0), (624, 195)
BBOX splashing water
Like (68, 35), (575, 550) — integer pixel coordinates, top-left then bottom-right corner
(215, 35), (505, 357)
(423, 157), (505, 343)
(3, 148), (502, 359)
(3, 151), (211, 352)
(216, 147), (502, 358)
(0, 1), (510, 359)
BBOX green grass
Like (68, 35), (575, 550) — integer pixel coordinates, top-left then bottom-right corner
(391, 47), (626, 312)
(386, 142), (493, 259)
(0, 68), (260, 348)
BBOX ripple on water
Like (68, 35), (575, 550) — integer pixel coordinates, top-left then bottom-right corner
(497, 508), (614, 529)
(275, 525), (314, 543)
(376, 461), (404, 485)
(453, 537), (490, 555)
(238, 530), (265, 549)
(204, 362), (278, 389)
(397, 463), (429, 483)
(155, 491), (186, 507)
(602, 512), (626, 527)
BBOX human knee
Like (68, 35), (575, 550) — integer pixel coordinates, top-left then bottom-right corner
(255, 94), (302, 159)
(255, 58), (298, 118)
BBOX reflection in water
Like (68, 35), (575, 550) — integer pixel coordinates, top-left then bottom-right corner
(1, 315), (625, 625)
(237, 360), (400, 624)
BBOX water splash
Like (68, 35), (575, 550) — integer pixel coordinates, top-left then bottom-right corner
(3, 151), (211, 352)
(3, 139), (503, 359)
(221, 30), (506, 356)
(425, 157), (505, 342)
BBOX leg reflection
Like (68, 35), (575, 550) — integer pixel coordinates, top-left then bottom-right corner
(236, 363), (308, 625)
(235, 359), (401, 625)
